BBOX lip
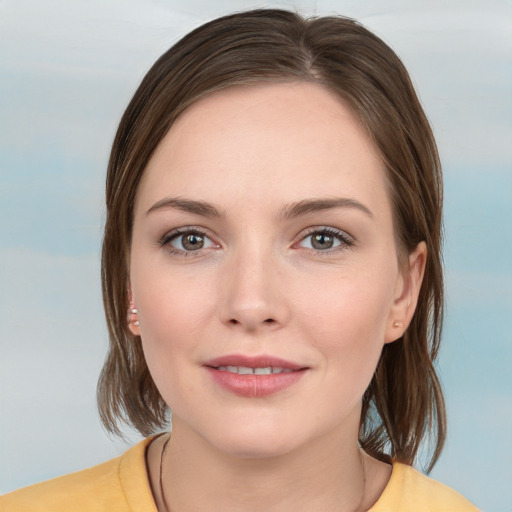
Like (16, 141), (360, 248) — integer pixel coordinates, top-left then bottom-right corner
(205, 354), (305, 370)
(203, 354), (309, 398)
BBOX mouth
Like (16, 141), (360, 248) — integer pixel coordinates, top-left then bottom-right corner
(204, 354), (306, 372)
(203, 355), (308, 397)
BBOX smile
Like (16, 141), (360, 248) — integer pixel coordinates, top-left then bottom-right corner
(204, 354), (308, 397)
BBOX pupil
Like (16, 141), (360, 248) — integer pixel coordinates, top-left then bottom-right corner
(183, 234), (203, 250)
(312, 233), (333, 250)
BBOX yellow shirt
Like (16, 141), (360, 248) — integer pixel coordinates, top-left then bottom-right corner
(1, 437), (479, 511)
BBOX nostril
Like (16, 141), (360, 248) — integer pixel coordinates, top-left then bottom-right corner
(228, 318), (275, 326)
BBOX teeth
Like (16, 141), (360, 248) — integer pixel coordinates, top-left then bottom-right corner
(216, 366), (293, 375)
(272, 367), (293, 374)
(254, 367), (272, 375)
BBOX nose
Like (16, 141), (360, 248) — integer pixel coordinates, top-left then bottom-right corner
(219, 245), (290, 333)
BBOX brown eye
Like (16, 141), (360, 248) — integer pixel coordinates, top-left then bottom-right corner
(298, 228), (353, 252)
(181, 233), (204, 250)
(164, 230), (216, 253)
(311, 233), (335, 250)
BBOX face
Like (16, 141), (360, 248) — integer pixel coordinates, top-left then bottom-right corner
(130, 83), (423, 458)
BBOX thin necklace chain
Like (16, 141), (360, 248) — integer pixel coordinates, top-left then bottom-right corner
(159, 435), (172, 512)
(355, 449), (367, 512)
(158, 436), (367, 512)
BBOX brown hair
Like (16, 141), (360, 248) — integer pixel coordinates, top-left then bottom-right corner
(98, 9), (445, 471)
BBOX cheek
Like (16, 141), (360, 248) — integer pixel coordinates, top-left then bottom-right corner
(298, 269), (394, 336)
(134, 257), (215, 335)
(131, 263), (216, 389)
(293, 268), (395, 374)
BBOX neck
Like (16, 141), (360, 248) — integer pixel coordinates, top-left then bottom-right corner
(158, 419), (368, 512)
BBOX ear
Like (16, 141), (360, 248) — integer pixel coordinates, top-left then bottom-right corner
(384, 241), (427, 344)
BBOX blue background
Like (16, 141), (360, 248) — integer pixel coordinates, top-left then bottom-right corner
(1, 1), (511, 510)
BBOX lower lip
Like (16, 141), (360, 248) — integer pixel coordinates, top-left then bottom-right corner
(205, 367), (307, 397)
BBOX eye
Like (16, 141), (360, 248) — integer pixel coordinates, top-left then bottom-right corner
(298, 228), (353, 252)
(160, 229), (217, 254)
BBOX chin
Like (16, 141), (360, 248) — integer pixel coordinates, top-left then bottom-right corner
(201, 418), (303, 460)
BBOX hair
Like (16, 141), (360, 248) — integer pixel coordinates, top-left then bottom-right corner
(98, 8), (446, 472)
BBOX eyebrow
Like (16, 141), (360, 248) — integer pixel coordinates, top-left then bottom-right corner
(279, 197), (374, 220)
(146, 196), (373, 220)
(146, 197), (223, 218)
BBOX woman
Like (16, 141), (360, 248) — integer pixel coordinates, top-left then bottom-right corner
(1, 9), (478, 511)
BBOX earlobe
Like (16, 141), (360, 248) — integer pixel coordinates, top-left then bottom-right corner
(385, 241), (427, 344)
(127, 288), (141, 336)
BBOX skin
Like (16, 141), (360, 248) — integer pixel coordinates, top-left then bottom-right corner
(129, 82), (426, 512)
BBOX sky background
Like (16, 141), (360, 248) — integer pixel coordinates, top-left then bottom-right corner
(0, 1), (511, 510)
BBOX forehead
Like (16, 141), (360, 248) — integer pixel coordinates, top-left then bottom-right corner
(136, 82), (388, 215)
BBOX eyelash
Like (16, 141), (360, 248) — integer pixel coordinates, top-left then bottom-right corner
(297, 227), (355, 255)
(158, 226), (354, 257)
(158, 227), (215, 257)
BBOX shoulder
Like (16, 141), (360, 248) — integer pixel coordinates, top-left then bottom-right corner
(370, 462), (480, 512)
(0, 457), (124, 512)
(0, 437), (158, 512)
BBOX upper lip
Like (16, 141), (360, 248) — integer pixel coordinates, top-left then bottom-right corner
(203, 354), (307, 371)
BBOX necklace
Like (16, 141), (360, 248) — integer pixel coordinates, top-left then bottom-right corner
(158, 436), (367, 512)
(354, 448), (367, 512)
(159, 434), (172, 512)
